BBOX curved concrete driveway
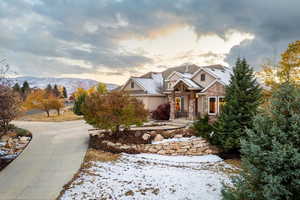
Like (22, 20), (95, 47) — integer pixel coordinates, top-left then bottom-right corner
(0, 120), (91, 200)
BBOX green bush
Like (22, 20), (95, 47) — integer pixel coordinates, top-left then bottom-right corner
(73, 93), (87, 115)
(15, 127), (31, 137)
(193, 114), (213, 139)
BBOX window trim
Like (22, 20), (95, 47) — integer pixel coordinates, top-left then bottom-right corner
(208, 96), (217, 115)
(218, 96), (225, 114)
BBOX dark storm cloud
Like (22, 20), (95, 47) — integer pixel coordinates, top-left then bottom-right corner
(0, 0), (299, 77)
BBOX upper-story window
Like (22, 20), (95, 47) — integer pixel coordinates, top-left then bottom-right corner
(131, 81), (134, 88)
(201, 74), (206, 81)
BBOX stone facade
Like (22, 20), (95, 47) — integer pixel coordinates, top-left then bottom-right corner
(97, 137), (220, 156)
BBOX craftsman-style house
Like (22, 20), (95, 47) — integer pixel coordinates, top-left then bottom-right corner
(120, 64), (232, 120)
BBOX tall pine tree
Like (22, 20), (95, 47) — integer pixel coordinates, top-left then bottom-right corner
(62, 86), (68, 98)
(53, 84), (61, 97)
(212, 58), (262, 151)
(45, 84), (52, 94)
(223, 83), (300, 200)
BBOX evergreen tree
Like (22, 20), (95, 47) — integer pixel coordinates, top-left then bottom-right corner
(223, 83), (300, 200)
(12, 83), (21, 93)
(53, 84), (61, 97)
(73, 93), (86, 115)
(45, 84), (52, 94)
(62, 86), (67, 98)
(212, 58), (262, 151)
(21, 81), (30, 99)
(21, 81), (30, 94)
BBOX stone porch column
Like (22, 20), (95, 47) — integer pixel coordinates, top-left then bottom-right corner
(188, 95), (196, 120)
(169, 92), (175, 120)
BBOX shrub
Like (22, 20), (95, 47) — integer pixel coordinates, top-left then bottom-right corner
(82, 91), (149, 135)
(73, 93), (87, 116)
(193, 114), (213, 138)
(0, 85), (21, 135)
(152, 103), (170, 120)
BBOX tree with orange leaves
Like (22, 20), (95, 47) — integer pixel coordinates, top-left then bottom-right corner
(82, 91), (148, 135)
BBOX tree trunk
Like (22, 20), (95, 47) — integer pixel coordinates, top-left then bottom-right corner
(46, 110), (50, 117)
(57, 109), (60, 116)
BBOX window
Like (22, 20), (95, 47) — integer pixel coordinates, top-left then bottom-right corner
(208, 97), (217, 115)
(218, 97), (225, 113)
(130, 81), (134, 88)
(201, 73), (206, 81)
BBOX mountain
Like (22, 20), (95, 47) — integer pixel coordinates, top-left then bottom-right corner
(11, 76), (118, 95)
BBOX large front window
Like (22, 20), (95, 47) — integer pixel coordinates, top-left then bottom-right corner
(208, 97), (217, 115)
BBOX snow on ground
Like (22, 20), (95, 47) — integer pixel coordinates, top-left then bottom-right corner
(151, 136), (198, 144)
(60, 153), (237, 200)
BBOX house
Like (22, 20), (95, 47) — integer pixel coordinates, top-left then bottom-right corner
(120, 64), (232, 120)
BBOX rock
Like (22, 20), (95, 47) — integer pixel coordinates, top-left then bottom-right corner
(173, 134), (183, 138)
(0, 135), (10, 142)
(153, 134), (164, 142)
(19, 137), (29, 144)
(5, 138), (14, 149)
(149, 131), (157, 137)
(142, 133), (151, 141)
(157, 150), (167, 155)
(160, 130), (172, 138)
(134, 131), (143, 137)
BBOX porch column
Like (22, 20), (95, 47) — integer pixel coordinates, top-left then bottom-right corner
(169, 91), (175, 120)
(188, 92), (196, 120)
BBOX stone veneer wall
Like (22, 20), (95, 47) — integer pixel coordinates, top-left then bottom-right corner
(100, 137), (220, 156)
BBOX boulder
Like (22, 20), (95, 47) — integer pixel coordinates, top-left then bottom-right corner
(149, 131), (157, 137)
(134, 131), (143, 137)
(142, 133), (151, 141)
(173, 134), (183, 138)
(19, 137), (29, 144)
(153, 134), (164, 142)
(0, 135), (10, 142)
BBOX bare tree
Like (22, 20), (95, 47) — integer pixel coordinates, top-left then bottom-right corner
(0, 85), (21, 135)
(0, 58), (13, 87)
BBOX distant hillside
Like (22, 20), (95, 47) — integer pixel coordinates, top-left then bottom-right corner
(11, 76), (118, 95)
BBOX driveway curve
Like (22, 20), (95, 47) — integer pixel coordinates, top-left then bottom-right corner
(0, 120), (91, 200)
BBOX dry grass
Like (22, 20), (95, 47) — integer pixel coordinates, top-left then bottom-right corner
(224, 159), (242, 168)
(17, 110), (83, 122)
(84, 148), (120, 162)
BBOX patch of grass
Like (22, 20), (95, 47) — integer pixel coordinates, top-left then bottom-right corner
(224, 159), (241, 168)
(84, 148), (120, 162)
(17, 110), (83, 122)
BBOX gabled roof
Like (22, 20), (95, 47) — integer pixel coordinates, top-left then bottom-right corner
(122, 72), (163, 95)
(192, 66), (232, 85)
(173, 78), (202, 90)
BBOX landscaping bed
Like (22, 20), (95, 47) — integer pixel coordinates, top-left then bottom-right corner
(0, 126), (32, 171)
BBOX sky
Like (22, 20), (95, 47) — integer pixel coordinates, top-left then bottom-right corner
(0, 0), (299, 84)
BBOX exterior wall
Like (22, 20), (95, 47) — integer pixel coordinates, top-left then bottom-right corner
(192, 70), (216, 88)
(135, 96), (168, 111)
(166, 73), (182, 89)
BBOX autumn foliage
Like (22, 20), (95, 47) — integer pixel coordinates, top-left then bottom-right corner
(82, 91), (148, 134)
(23, 89), (64, 117)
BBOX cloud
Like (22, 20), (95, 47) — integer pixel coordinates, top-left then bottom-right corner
(0, 0), (299, 83)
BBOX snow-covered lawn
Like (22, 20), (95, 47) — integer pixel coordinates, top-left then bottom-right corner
(60, 153), (237, 200)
